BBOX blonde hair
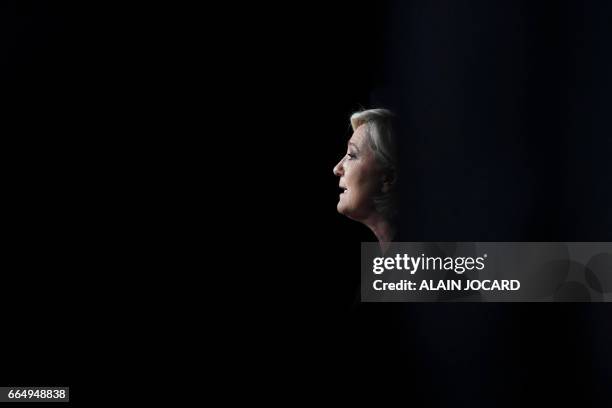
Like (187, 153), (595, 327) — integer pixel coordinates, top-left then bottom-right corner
(350, 108), (399, 222)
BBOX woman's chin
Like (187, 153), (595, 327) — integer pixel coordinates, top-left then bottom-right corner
(337, 205), (358, 221)
(337, 201), (352, 217)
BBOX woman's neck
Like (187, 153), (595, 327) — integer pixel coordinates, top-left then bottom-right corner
(363, 213), (396, 253)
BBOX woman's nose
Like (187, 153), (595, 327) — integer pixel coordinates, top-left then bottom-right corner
(333, 159), (344, 176)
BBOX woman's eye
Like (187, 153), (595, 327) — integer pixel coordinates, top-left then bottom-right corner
(347, 153), (356, 159)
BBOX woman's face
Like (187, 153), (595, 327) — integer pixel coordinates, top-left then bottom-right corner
(333, 124), (384, 221)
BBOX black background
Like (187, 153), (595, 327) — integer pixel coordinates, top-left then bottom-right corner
(280, 0), (612, 405)
(3, 1), (195, 402)
(2, 1), (88, 403)
(5, 0), (612, 405)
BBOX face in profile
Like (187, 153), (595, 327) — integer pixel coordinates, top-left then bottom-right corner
(333, 124), (386, 222)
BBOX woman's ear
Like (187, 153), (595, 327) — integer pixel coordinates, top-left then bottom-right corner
(381, 170), (397, 193)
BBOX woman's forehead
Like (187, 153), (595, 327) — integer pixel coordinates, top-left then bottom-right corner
(349, 124), (368, 146)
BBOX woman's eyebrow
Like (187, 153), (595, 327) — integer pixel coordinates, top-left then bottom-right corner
(348, 142), (360, 152)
